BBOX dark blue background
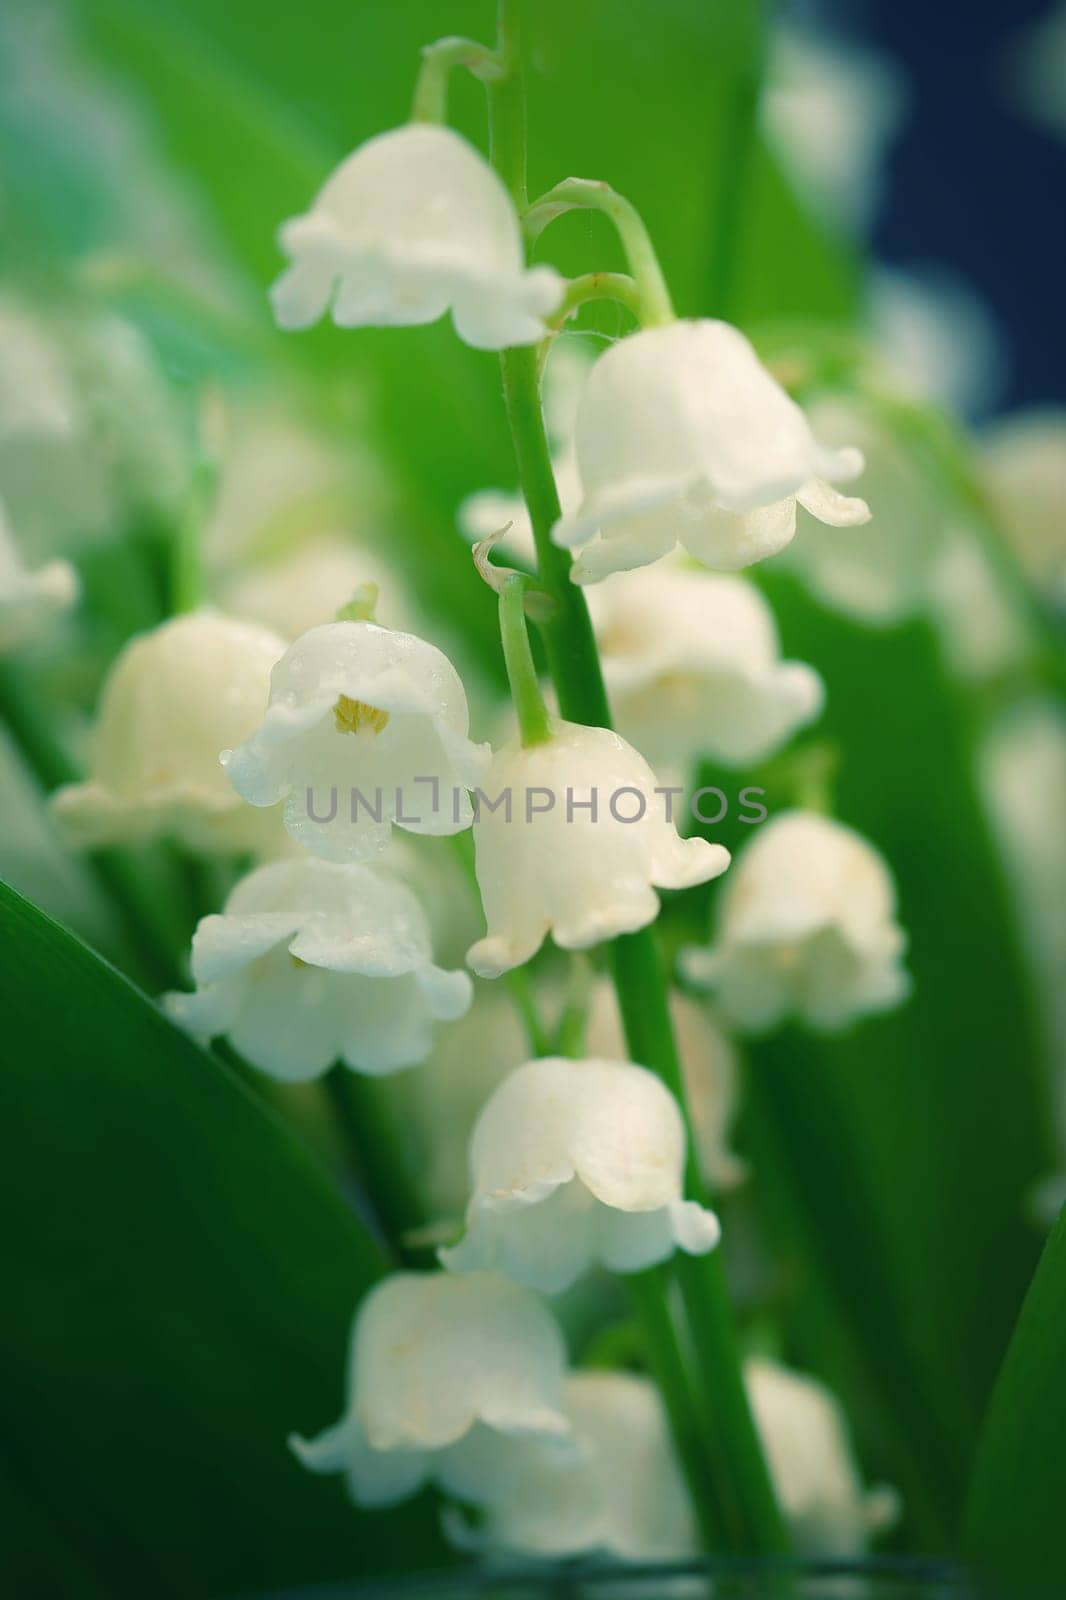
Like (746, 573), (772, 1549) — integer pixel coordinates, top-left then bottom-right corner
(847, 0), (1065, 412)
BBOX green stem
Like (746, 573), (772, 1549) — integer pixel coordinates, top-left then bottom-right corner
(322, 1067), (427, 1266)
(549, 271), (641, 330)
(499, 574), (552, 746)
(489, 0), (788, 1557)
(410, 35), (502, 124)
(525, 176), (675, 328)
(626, 1268), (726, 1552)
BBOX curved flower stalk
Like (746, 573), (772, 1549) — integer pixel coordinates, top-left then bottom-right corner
(682, 809), (909, 1033)
(583, 979), (747, 1191)
(164, 855), (471, 1080)
(271, 124), (563, 350)
(51, 611), (287, 855)
(221, 619), (489, 862)
(588, 561), (824, 776)
(0, 495), (78, 655)
(445, 1371), (699, 1561)
(441, 1056), (720, 1292)
(466, 717), (729, 978)
(552, 320), (871, 584)
(290, 1271), (570, 1508)
(746, 1358), (899, 1555)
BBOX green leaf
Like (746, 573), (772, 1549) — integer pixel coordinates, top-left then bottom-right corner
(0, 878), (445, 1597)
(734, 578), (1054, 1544)
(963, 1210), (1066, 1594)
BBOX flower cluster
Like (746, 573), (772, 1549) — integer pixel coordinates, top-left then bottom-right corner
(18, 37), (912, 1575)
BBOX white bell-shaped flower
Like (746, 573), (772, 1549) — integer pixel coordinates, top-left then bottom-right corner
(552, 320), (870, 584)
(290, 1271), (570, 1509)
(588, 562), (823, 774)
(51, 611), (286, 855)
(746, 1358), (899, 1555)
(446, 1371), (698, 1561)
(164, 855), (471, 1080)
(583, 979), (747, 1191)
(221, 619), (489, 862)
(682, 809), (909, 1033)
(271, 124), (563, 351)
(441, 1056), (719, 1292)
(467, 719), (729, 978)
(0, 495), (78, 655)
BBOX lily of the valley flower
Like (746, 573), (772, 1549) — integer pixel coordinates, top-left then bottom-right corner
(164, 855), (471, 1080)
(290, 1271), (570, 1508)
(440, 1056), (719, 1292)
(583, 979), (747, 1191)
(588, 561), (824, 774)
(552, 320), (870, 584)
(466, 718), (729, 978)
(221, 619), (488, 862)
(682, 809), (909, 1033)
(51, 611), (286, 855)
(445, 1371), (698, 1561)
(746, 1358), (899, 1555)
(0, 495), (78, 654)
(271, 124), (563, 350)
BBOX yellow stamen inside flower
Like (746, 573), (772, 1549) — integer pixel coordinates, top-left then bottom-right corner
(334, 694), (390, 735)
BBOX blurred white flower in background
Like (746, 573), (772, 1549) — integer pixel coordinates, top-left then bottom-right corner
(221, 533), (421, 642)
(51, 611), (286, 855)
(466, 719), (729, 978)
(762, 26), (907, 234)
(683, 810), (909, 1033)
(588, 561), (824, 777)
(164, 855), (471, 1079)
(0, 0), (238, 303)
(0, 727), (125, 958)
(290, 1271), (570, 1508)
(200, 400), (384, 575)
(780, 395), (949, 626)
(979, 699), (1066, 1227)
(553, 321), (870, 584)
(0, 296), (78, 440)
(746, 1358), (899, 1555)
(447, 1371), (699, 1561)
(0, 296), (188, 558)
(271, 124), (563, 350)
(1000, 0), (1066, 141)
(927, 531), (1028, 684)
(441, 1056), (719, 1292)
(0, 495), (78, 655)
(868, 266), (1006, 419)
(222, 620), (489, 862)
(980, 408), (1066, 606)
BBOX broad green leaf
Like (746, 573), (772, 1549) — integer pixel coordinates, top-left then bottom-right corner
(735, 578), (1054, 1543)
(0, 878), (446, 1597)
(963, 1210), (1066, 1594)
